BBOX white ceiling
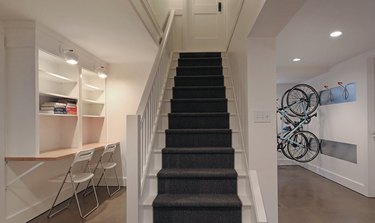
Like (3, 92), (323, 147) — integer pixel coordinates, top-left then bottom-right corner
(277, 0), (375, 83)
(0, 0), (158, 64)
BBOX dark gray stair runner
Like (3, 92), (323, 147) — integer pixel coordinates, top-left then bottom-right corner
(153, 52), (241, 223)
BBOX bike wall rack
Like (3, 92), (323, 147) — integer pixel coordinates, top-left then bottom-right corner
(319, 82), (356, 105)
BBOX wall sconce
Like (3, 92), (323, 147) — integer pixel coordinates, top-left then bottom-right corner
(96, 66), (108, 79)
(60, 46), (79, 65)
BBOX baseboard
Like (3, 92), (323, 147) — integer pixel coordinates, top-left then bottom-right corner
(277, 159), (297, 166)
(299, 163), (367, 196)
(6, 187), (72, 223)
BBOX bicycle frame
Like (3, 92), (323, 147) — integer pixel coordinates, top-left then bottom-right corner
(277, 101), (311, 148)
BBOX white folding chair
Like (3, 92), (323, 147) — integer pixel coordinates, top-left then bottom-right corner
(48, 149), (99, 219)
(84, 143), (120, 197)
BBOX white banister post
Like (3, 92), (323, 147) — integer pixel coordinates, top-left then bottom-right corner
(126, 115), (140, 223)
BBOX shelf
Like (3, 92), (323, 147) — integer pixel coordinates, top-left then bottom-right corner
(83, 84), (104, 92)
(83, 115), (105, 118)
(40, 113), (78, 117)
(5, 142), (119, 161)
(83, 99), (105, 105)
(39, 69), (77, 84)
(39, 91), (78, 100)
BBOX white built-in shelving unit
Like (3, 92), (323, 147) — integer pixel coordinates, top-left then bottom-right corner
(81, 68), (107, 144)
(4, 23), (108, 158)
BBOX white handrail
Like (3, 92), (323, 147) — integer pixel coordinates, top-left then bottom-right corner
(137, 10), (175, 115)
(249, 170), (268, 223)
(226, 0), (245, 52)
(127, 10), (175, 223)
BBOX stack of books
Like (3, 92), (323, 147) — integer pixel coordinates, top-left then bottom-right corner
(40, 99), (77, 115)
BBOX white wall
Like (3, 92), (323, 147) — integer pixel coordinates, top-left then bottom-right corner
(0, 21), (6, 223)
(227, 1), (281, 222)
(147, 0), (170, 29)
(302, 48), (375, 196)
(247, 37), (278, 223)
(107, 60), (156, 186)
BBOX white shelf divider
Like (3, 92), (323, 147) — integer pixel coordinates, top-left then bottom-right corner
(39, 113), (78, 117)
(39, 69), (77, 84)
(39, 91), (78, 100)
(82, 99), (105, 105)
(83, 83), (104, 91)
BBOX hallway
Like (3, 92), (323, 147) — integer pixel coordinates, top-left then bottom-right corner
(279, 166), (375, 223)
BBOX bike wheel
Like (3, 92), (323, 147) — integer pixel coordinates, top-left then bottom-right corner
(286, 84), (320, 116)
(278, 141), (293, 160)
(287, 131), (320, 163)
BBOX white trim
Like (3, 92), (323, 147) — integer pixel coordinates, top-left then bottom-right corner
(249, 170), (268, 223)
(277, 158), (297, 166)
(299, 162), (367, 195)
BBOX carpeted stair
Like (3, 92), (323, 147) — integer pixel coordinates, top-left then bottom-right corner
(153, 52), (242, 223)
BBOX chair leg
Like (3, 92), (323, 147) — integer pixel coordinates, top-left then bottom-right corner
(48, 173), (70, 218)
(103, 168), (121, 197)
(71, 178), (99, 219)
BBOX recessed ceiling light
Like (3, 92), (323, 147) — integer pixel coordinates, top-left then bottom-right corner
(292, 58), (301, 62)
(330, 31), (343, 38)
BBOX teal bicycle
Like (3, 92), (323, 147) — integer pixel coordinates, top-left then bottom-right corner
(277, 84), (321, 163)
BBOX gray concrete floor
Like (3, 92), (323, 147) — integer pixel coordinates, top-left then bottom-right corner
(279, 165), (375, 223)
(28, 187), (126, 223)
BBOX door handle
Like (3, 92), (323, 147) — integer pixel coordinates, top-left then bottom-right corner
(218, 2), (222, 12)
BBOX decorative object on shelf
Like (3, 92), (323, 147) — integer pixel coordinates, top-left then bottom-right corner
(60, 46), (79, 65)
(96, 66), (108, 79)
(40, 98), (77, 115)
(319, 82), (356, 106)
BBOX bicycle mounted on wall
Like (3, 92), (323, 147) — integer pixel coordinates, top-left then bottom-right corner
(277, 84), (321, 163)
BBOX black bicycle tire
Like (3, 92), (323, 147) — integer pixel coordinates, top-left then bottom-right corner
(287, 131), (320, 163)
(286, 84), (320, 116)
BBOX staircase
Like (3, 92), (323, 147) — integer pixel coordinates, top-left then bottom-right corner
(153, 52), (242, 223)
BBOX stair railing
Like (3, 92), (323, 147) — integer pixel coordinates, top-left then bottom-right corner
(127, 10), (175, 223)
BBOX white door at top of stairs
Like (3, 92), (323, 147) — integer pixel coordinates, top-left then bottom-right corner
(183, 0), (227, 52)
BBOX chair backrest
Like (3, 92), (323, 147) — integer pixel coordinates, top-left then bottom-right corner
(101, 143), (117, 157)
(71, 149), (95, 167)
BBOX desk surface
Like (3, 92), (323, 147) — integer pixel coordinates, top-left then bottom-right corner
(5, 142), (119, 161)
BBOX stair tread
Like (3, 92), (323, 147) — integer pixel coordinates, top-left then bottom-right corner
(158, 168), (238, 178)
(175, 75), (224, 79)
(178, 57), (222, 60)
(153, 194), (242, 208)
(178, 66), (223, 69)
(169, 112), (229, 117)
(166, 129), (231, 133)
(173, 86), (225, 89)
(162, 147), (234, 154)
(171, 98), (227, 101)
